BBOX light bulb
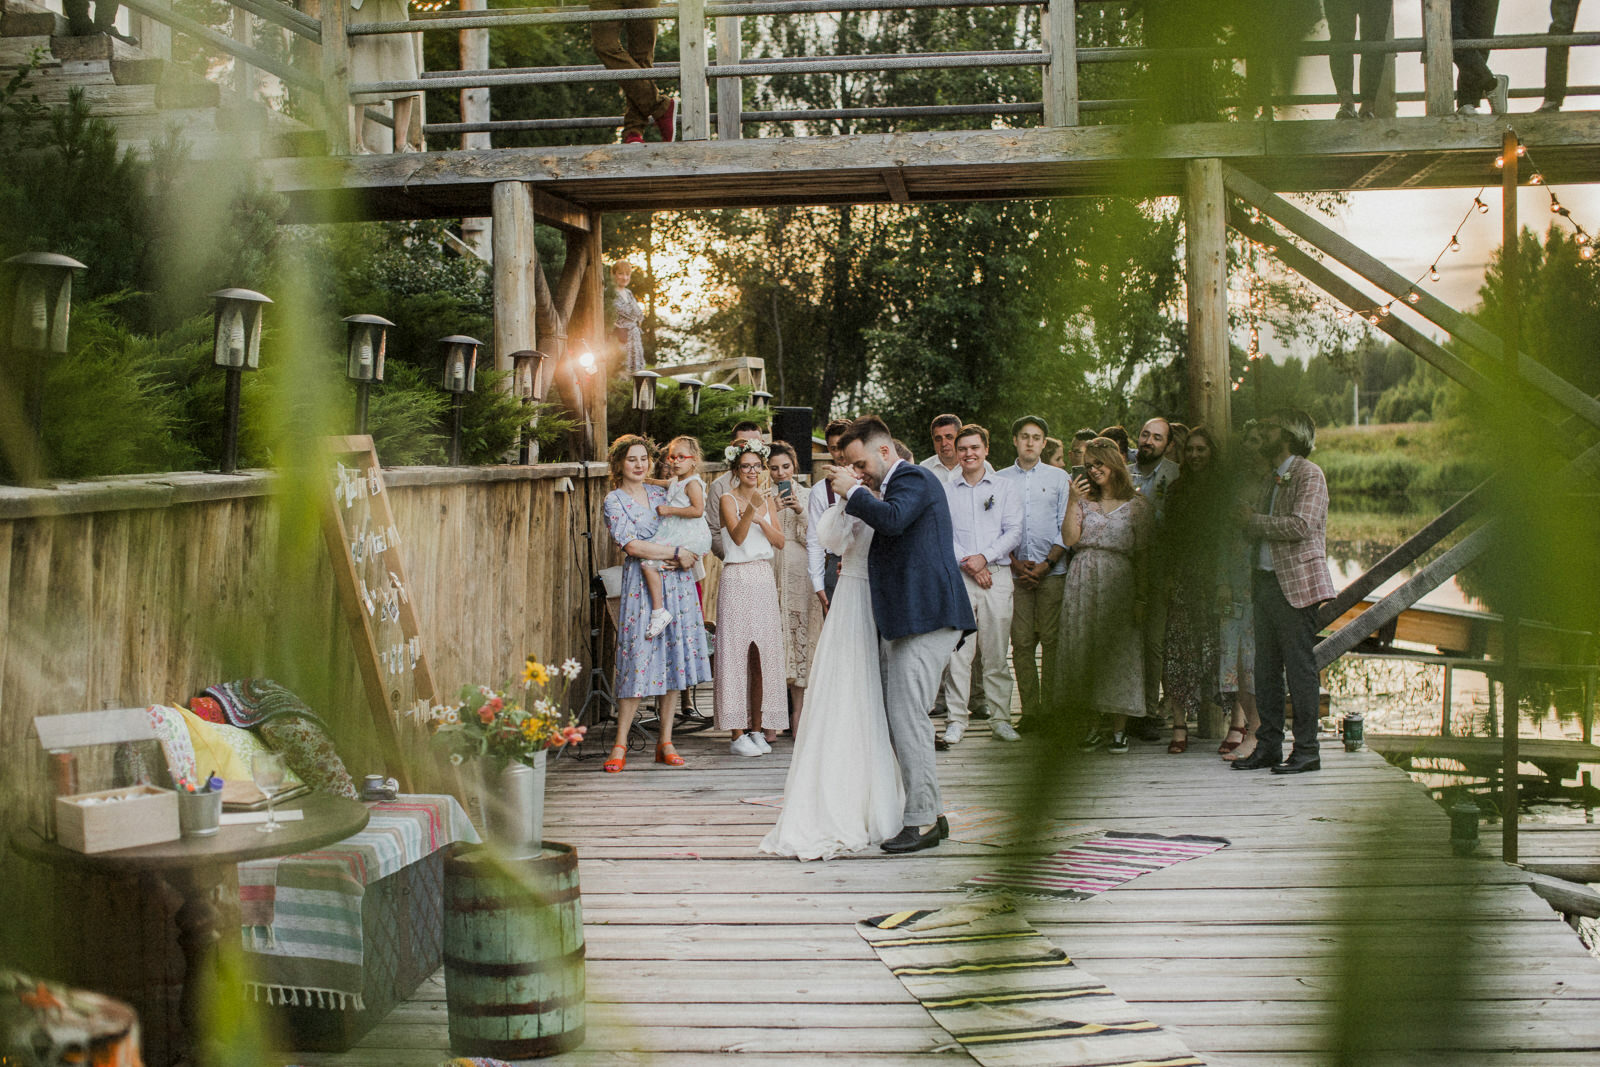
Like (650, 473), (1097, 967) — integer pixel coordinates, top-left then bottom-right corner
(1582, 246), (1596, 261)
(357, 332), (373, 369)
(1516, 145), (1527, 157)
(1378, 304), (1389, 317)
(1530, 173), (1544, 186)
(1475, 198), (1489, 214)
(1430, 267), (1441, 282)
(1552, 201), (1564, 214)
(227, 309), (247, 365)
(1578, 232), (1591, 245)
(578, 348), (596, 373)
(1449, 236), (1461, 252)
(1367, 315), (1380, 325)
(1407, 291), (1421, 304)
(1494, 156), (1505, 168)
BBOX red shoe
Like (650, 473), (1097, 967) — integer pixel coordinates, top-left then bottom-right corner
(603, 744), (627, 772)
(655, 742), (686, 767)
(655, 98), (676, 142)
(622, 131), (645, 145)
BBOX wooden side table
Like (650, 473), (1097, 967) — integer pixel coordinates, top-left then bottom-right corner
(13, 794), (369, 1067)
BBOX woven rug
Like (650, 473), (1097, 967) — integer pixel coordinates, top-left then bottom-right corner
(859, 903), (1204, 1066)
(960, 831), (1230, 901)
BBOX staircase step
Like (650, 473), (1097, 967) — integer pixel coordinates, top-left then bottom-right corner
(0, 1), (68, 38)
(0, 33), (59, 67)
(50, 32), (146, 64)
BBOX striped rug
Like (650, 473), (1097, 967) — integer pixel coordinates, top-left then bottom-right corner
(859, 903), (1204, 1066)
(960, 831), (1230, 901)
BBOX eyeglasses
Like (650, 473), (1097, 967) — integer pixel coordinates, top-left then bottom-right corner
(1086, 461), (1109, 471)
(668, 453), (694, 461)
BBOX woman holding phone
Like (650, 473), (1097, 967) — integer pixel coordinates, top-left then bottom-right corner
(768, 442), (823, 735)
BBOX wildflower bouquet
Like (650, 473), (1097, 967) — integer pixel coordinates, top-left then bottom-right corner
(430, 656), (587, 768)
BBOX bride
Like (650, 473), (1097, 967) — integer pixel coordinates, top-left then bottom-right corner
(760, 497), (905, 860)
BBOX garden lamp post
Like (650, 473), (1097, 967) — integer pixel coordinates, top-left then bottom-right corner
(5, 252), (87, 456)
(751, 389), (772, 411)
(632, 368), (660, 436)
(438, 334), (481, 466)
(210, 287), (272, 474)
(676, 376), (704, 416)
(510, 349), (550, 463)
(343, 313), (393, 436)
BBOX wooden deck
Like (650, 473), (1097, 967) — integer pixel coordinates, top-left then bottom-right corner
(287, 716), (1600, 1066)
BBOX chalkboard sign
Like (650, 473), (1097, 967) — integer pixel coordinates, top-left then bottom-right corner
(321, 435), (435, 790)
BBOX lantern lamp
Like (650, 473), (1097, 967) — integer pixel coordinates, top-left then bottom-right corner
(510, 349), (550, 402)
(576, 341), (598, 375)
(343, 313), (393, 435)
(437, 334), (482, 466)
(632, 369), (661, 412)
(751, 389), (773, 410)
(706, 382), (734, 402)
(676, 376), (704, 415)
(7, 251), (86, 355)
(210, 287), (272, 474)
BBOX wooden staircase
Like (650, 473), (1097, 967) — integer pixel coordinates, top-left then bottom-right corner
(0, 0), (320, 160)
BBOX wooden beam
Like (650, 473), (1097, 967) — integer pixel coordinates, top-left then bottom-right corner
(582, 214), (607, 458)
(491, 181), (537, 372)
(1526, 871), (1600, 920)
(1182, 158), (1228, 433)
(1041, 0), (1078, 127)
(1421, 0), (1454, 117)
(679, 0), (711, 141)
(715, 15), (742, 141)
(316, 0), (351, 153)
(556, 235), (590, 326)
(880, 167), (909, 204)
(532, 190), (591, 233)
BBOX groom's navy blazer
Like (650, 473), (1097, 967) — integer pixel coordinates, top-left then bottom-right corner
(845, 460), (977, 642)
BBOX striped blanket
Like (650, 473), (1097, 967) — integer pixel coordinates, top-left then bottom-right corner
(860, 903), (1205, 1067)
(238, 795), (478, 1009)
(960, 831), (1230, 901)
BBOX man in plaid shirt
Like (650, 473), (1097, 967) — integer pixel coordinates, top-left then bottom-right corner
(1233, 409), (1337, 775)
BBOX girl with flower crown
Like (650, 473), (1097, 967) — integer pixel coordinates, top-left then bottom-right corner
(636, 436), (712, 638)
(716, 438), (789, 757)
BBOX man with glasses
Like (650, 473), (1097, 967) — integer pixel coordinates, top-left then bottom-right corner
(1234, 410), (1336, 775)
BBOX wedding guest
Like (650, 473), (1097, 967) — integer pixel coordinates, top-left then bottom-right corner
(1327, 0), (1392, 119)
(768, 442), (822, 736)
(1070, 429), (1097, 469)
(806, 418), (853, 613)
(894, 439), (915, 463)
(591, 0), (677, 144)
(1057, 438), (1151, 755)
(1159, 427), (1224, 754)
(1132, 417), (1181, 738)
(601, 435), (711, 771)
(1219, 421), (1268, 761)
(1042, 437), (1066, 469)
(1539, 1), (1584, 112)
(717, 439), (788, 756)
(1234, 410), (1336, 775)
(921, 414), (963, 476)
(998, 416), (1070, 732)
(348, 0), (422, 153)
(611, 261), (646, 376)
(707, 421), (766, 559)
(940, 424), (1022, 745)
(1098, 424), (1131, 461)
(638, 436), (710, 637)
(1452, 0), (1506, 115)
(1131, 417), (1181, 520)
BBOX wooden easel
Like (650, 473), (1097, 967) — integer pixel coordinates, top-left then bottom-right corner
(320, 435), (434, 791)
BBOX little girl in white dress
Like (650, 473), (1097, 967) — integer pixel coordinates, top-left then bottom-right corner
(641, 436), (712, 639)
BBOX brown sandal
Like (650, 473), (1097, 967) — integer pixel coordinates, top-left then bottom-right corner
(1168, 731), (1189, 754)
(1218, 727), (1247, 754)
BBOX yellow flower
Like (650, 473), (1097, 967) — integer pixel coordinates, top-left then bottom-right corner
(522, 659), (550, 687)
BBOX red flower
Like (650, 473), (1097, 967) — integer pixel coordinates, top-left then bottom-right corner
(477, 705), (496, 724)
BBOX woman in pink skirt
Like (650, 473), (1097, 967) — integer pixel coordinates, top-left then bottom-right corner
(716, 439), (789, 756)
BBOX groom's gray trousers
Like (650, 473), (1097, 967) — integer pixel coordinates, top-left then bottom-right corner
(881, 627), (963, 826)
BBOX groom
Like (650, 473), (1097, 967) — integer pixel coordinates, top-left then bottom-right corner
(830, 415), (976, 854)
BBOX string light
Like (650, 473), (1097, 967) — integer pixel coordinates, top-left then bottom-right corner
(1449, 235), (1461, 253)
(1474, 197), (1489, 214)
(1519, 136), (1598, 266)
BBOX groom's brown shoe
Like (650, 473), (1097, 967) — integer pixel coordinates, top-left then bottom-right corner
(882, 824), (942, 854)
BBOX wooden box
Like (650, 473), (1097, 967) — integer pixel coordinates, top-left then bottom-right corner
(55, 784), (180, 854)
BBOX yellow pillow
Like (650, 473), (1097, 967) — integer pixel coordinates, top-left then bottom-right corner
(178, 706), (302, 786)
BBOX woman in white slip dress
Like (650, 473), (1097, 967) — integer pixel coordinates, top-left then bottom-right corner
(760, 499), (906, 860)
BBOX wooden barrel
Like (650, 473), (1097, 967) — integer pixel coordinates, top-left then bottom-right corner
(443, 842), (585, 1058)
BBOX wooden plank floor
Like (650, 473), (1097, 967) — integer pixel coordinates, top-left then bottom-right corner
(287, 709), (1600, 1066)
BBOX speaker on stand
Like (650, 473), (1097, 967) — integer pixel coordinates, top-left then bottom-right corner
(771, 406), (814, 477)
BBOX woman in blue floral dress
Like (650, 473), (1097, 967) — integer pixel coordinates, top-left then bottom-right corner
(601, 435), (713, 772)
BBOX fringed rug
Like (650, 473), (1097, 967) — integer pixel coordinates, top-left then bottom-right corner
(859, 902), (1204, 1066)
(960, 831), (1230, 901)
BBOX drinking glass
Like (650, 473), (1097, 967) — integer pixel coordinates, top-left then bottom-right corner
(252, 751), (288, 833)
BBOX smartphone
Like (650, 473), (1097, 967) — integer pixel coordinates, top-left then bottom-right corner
(775, 478), (794, 500)
(1070, 465), (1086, 481)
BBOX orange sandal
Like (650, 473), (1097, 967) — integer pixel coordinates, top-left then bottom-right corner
(655, 742), (686, 767)
(603, 744), (627, 773)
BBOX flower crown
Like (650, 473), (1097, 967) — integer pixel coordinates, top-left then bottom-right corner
(725, 440), (770, 464)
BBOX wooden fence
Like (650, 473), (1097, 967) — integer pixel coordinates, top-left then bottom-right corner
(0, 460), (610, 831)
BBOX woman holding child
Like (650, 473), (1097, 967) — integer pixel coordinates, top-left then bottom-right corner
(600, 434), (712, 772)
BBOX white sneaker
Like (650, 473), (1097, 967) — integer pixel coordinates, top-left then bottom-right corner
(1489, 74), (1509, 115)
(991, 720), (1021, 742)
(942, 722), (966, 745)
(646, 609), (673, 639)
(751, 733), (772, 754)
(1457, 103), (1480, 117)
(730, 734), (763, 757)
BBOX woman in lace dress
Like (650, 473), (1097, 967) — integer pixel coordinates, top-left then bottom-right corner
(716, 440), (788, 756)
(766, 442), (823, 735)
(1056, 436), (1152, 755)
(761, 498), (905, 860)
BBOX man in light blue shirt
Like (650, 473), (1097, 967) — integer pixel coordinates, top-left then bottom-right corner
(940, 424), (1023, 744)
(996, 416), (1070, 730)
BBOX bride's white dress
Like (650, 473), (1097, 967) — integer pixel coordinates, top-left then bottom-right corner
(760, 501), (906, 860)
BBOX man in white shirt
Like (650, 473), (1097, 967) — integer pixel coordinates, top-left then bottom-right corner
(805, 417), (853, 613)
(996, 416), (1070, 731)
(940, 424), (1022, 745)
(920, 413), (963, 477)
(706, 420), (766, 559)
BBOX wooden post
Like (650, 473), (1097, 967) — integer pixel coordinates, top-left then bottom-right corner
(134, 0), (173, 60)
(1183, 158), (1229, 433)
(231, 5), (255, 101)
(1041, 0), (1079, 127)
(678, 0), (711, 141)
(491, 182), (538, 374)
(1375, 1), (1397, 118)
(1499, 128), (1521, 866)
(582, 215), (608, 458)
(1421, 0), (1454, 117)
(459, 0), (493, 257)
(715, 15), (742, 140)
(320, 0), (352, 154)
